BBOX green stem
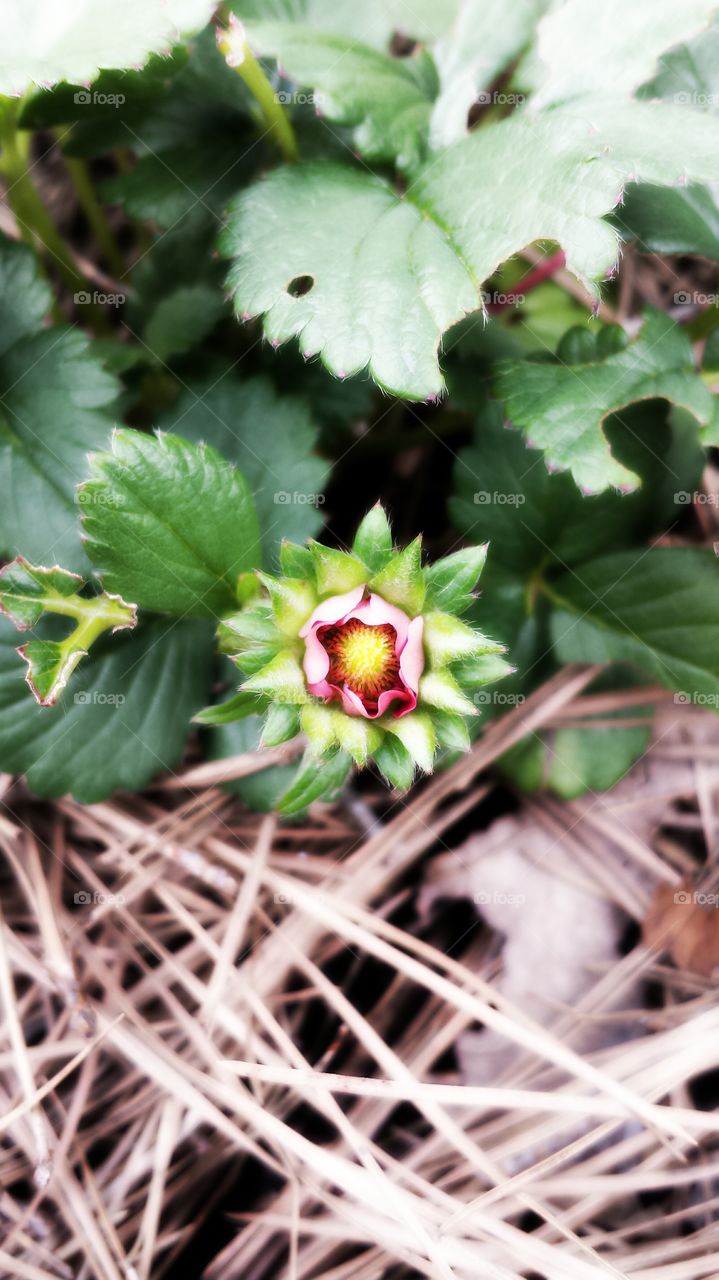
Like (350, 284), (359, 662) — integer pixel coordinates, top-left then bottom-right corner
(57, 133), (125, 278)
(0, 111), (84, 293)
(217, 21), (299, 163)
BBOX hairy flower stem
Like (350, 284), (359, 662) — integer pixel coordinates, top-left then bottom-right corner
(216, 20), (299, 163)
(0, 107), (84, 296)
(57, 134), (126, 278)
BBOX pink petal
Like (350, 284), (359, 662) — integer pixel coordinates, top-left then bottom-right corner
(398, 616), (424, 695)
(354, 593), (411, 647)
(303, 629), (331, 684)
(299, 585), (365, 636)
(377, 687), (416, 718)
(340, 685), (370, 718)
(306, 676), (334, 701)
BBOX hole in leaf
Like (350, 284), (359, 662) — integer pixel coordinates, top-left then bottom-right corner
(287, 274), (315, 298)
(390, 31), (419, 57)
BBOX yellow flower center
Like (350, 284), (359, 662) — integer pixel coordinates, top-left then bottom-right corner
(322, 619), (400, 704)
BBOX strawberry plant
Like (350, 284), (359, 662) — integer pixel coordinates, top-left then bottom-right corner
(0, 0), (718, 808)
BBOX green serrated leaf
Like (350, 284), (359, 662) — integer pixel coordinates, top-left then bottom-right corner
(450, 402), (706, 577)
(158, 374), (328, 564)
(0, 0), (214, 96)
(81, 429), (261, 618)
(143, 284), (226, 362)
(0, 240), (118, 573)
(496, 309), (717, 492)
(528, 0), (717, 110)
(245, 23), (435, 168)
(0, 615), (212, 801)
(551, 548), (719, 701)
(369, 537), (425, 614)
(424, 545), (488, 613)
(352, 504), (394, 573)
(278, 747), (352, 815)
(454, 652), (516, 689)
(222, 100), (719, 399)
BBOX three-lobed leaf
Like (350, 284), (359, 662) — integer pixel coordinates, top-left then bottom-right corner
(495, 310), (718, 492)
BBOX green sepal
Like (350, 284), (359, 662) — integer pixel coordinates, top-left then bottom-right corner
(257, 572), (317, 636)
(423, 610), (501, 667)
(301, 702), (340, 755)
(219, 607), (280, 648)
(369, 537), (425, 614)
(278, 748), (353, 815)
(334, 715), (383, 767)
(261, 702), (301, 748)
(280, 541), (316, 581)
(352, 504), (394, 573)
(431, 710), (472, 753)
(374, 735), (415, 790)
(309, 542), (368, 596)
(424, 544), (488, 613)
(194, 689), (265, 726)
(233, 645), (289, 676)
(0, 557), (136, 706)
(419, 670), (478, 716)
(242, 650), (311, 703)
(455, 652), (516, 688)
(384, 711), (435, 774)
